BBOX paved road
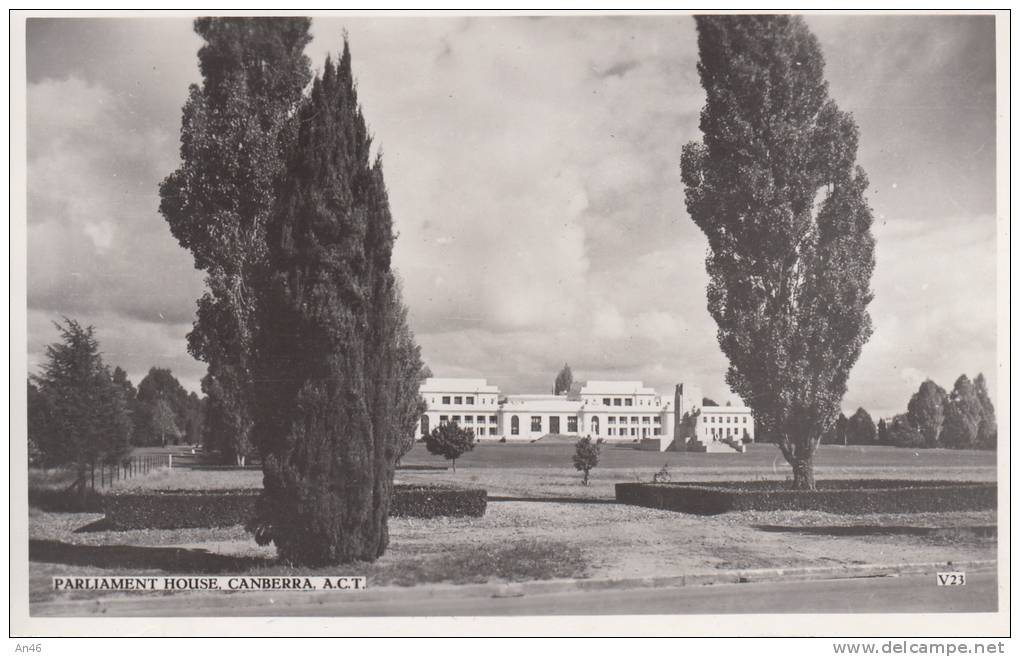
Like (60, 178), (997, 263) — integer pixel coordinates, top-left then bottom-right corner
(33, 572), (997, 617)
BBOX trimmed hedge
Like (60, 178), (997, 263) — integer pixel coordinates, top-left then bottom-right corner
(390, 484), (486, 519)
(615, 480), (997, 515)
(103, 489), (259, 530)
(102, 484), (487, 530)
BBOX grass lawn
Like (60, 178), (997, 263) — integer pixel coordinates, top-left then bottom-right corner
(401, 441), (998, 470)
(96, 443), (997, 498)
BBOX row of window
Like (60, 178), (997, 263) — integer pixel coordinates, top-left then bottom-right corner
(705, 415), (749, 424)
(600, 397), (652, 407)
(607, 427), (661, 437)
(506, 415), (580, 435)
(606, 416), (660, 425)
(439, 415), (498, 424)
(710, 427), (747, 437)
(436, 395), (494, 405)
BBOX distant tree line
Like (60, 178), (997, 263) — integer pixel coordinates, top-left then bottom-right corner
(889, 374), (996, 450)
(815, 374), (996, 450)
(28, 318), (207, 474)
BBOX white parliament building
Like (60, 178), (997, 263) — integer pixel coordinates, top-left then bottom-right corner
(414, 377), (754, 453)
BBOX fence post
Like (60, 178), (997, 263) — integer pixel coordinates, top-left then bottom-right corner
(169, 453), (173, 469)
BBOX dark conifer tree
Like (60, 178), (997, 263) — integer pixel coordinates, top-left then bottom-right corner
(251, 44), (425, 565)
(31, 319), (131, 485)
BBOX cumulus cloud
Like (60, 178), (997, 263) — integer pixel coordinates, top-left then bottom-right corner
(27, 73), (206, 383)
(22, 15), (999, 412)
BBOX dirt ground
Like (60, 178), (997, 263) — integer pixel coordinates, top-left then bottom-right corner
(29, 498), (996, 606)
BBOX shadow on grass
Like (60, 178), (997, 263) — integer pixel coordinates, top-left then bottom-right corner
(73, 518), (117, 533)
(487, 496), (617, 504)
(29, 539), (272, 573)
(754, 525), (997, 539)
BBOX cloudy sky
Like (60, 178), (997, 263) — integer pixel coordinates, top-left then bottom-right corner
(23, 14), (999, 417)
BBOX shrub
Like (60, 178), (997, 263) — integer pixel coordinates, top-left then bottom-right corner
(615, 480), (997, 515)
(425, 423), (475, 472)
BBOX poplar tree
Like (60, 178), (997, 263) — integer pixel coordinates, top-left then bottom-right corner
(251, 44), (426, 565)
(681, 16), (876, 488)
(159, 18), (312, 466)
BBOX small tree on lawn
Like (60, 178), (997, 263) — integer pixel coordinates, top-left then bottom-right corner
(425, 423), (475, 472)
(573, 436), (600, 486)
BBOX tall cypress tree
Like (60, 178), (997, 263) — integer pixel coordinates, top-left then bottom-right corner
(251, 44), (425, 565)
(681, 16), (876, 488)
(159, 18), (312, 466)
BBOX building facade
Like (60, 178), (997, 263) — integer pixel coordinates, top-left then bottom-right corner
(415, 377), (754, 452)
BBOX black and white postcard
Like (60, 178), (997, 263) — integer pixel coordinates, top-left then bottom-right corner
(10, 9), (1010, 640)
